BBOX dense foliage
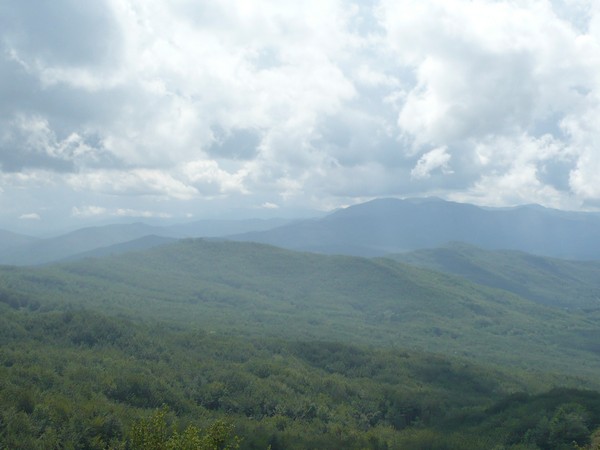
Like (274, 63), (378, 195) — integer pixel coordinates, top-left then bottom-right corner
(2, 305), (600, 449)
(391, 242), (600, 310)
(2, 240), (600, 382)
(1, 240), (600, 448)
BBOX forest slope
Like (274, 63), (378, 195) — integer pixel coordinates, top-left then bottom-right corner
(1, 239), (599, 384)
(3, 305), (597, 449)
(390, 242), (600, 310)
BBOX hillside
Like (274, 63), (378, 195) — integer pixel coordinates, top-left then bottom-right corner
(230, 197), (600, 259)
(2, 239), (599, 383)
(4, 305), (597, 449)
(390, 242), (600, 310)
(2, 240), (600, 448)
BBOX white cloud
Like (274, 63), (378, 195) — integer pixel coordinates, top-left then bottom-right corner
(380, 0), (587, 148)
(449, 133), (578, 209)
(19, 212), (40, 220)
(71, 205), (171, 219)
(114, 208), (172, 218)
(411, 146), (452, 179)
(182, 160), (248, 195)
(562, 97), (600, 199)
(71, 205), (108, 217)
(68, 169), (198, 200)
(4, 0), (600, 229)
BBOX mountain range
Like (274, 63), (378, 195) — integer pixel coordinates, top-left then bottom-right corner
(0, 218), (290, 265)
(231, 198), (600, 259)
(3, 199), (600, 447)
(2, 197), (600, 265)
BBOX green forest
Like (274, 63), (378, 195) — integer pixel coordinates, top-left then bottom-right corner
(2, 239), (600, 449)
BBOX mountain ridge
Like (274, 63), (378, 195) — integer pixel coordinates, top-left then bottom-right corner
(230, 197), (600, 259)
(0, 218), (294, 266)
(389, 242), (600, 310)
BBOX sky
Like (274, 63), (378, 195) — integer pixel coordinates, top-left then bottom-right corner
(2, 0), (600, 232)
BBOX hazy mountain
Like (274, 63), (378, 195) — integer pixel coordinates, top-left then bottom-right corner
(3, 239), (600, 381)
(390, 242), (600, 310)
(0, 218), (293, 266)
(0, 228), (39, 251)
(60, 235), (178, 261)
(166, 217), (292, 237)
(230, 197), (600, 259)
(0, 223), (174, 266)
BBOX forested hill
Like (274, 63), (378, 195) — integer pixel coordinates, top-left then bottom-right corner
(390, 242), (600, 310)
(3, 239), (600, 448)
(2, 239), (600, 383)
(4, 305), (598, 449)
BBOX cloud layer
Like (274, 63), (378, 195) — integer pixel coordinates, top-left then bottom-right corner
(2, 0), (600, 228)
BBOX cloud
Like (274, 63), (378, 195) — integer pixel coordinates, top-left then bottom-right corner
(19, 212), (40, 220)
(3, 0), (600, 229)
(380, 0), (588, 148)
(114, 208), (172, 218)
(449, 133), (576, 208)
(1, 1), (121, 68)
(411, 146), (452, 179)
(182, 160), (248, 195)
(0, 114), (116, 172)
(71, 205), (171, 218)
(71, 206), (108, 217)
(68, 169), (198, 200)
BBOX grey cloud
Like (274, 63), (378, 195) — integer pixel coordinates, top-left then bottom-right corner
(0, 113), (121, 173)
(3, 0), (600, 231)
(208, 128), (261, 160)
(550, 0), (593, 32)
(316, 115), (403, 168)
(0, 145), (74, 173)
(1, 0), (121, 67)
(251, 47), (282, 71)
(399, 51), (542, 147)
(0, 52), (42, 116)
(539, 158), (576, 193)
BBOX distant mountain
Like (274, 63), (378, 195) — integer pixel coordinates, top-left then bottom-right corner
(0, 218), (294, 266)
(230, 198), (600, 260)
(61, 235), (178, 261)
(0, 228), (39, 252)
(166, 218), (291, 237)
(0, 223), (174, 266)
(2, 239), (600, 382)
(390, 242), (600, 310)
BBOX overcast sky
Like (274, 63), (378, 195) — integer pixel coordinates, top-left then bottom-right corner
(2, 0), (600, 232)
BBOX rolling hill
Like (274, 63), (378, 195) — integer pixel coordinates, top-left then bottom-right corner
(3, 238), (600, 448)
(390, 242), (600, 311)
(2, 239), (599, 384)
